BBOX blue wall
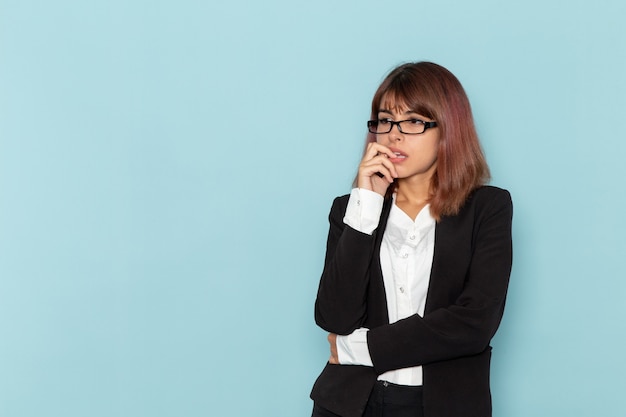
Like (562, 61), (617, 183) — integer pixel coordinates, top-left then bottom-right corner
(1, 1), (625, 416)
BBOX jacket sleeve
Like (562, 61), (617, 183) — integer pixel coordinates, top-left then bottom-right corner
(367, 188), (513, 374)
(314, 196), (379, 335)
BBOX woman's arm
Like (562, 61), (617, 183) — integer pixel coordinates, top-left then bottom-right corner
(314, 195), (380, 335)
(315, 142), (399, 334)
(315, 143), (399, 335)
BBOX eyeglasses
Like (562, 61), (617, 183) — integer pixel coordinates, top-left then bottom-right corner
(367, 118), (438, 135)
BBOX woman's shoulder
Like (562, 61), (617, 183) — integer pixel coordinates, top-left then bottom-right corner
(472, 185), (511, 201)
(466, 185), (513, 215)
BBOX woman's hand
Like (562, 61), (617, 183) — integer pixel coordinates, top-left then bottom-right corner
(357, 142), (398, 196)
(328, 333), (339, 364)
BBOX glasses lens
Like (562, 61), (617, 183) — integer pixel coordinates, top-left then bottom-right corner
(399, 120), (425, 134)
(375, 119), (392, 133)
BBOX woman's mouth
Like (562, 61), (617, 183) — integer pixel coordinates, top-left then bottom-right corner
(390, 151), (407, 162)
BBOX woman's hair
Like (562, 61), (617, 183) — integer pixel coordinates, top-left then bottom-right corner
(363, 61), (490, 220)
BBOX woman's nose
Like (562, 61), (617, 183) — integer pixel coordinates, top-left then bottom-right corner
(389, 123), (403, 141)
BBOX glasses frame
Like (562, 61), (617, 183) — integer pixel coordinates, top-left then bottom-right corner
(367, 118), (438, 135)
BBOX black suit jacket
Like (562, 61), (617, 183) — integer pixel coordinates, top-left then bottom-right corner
(311, 186), (513, 417)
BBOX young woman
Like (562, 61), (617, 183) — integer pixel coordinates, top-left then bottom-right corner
(310, 62), (513, 417)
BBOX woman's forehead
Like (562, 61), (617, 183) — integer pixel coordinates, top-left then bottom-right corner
(377, 90), (433, 118)
(378, 92), (411, 112)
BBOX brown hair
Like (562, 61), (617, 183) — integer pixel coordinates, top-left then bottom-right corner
(363, 62), (490, 220)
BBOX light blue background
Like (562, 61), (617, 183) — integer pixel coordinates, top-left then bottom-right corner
(1, 1), (625, 416)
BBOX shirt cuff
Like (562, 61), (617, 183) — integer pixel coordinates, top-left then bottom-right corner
(343, 188), (384, 235)
(336, 327), (373, 367)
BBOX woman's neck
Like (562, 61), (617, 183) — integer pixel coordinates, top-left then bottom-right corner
(394, 177), (432, 220)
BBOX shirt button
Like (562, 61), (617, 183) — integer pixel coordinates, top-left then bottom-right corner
(409, 235), (416, 240)
(399, 287), (405, 293)
(402, 253), (408, 258)
(357, 200), (361, 206)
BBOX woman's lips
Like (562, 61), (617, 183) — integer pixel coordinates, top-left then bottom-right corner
(389, 151), (407, 163)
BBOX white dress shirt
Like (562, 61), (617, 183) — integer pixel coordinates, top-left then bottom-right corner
(336, 188), (436, 386)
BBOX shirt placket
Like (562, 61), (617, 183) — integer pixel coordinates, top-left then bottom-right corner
(395, 224), (418, 319)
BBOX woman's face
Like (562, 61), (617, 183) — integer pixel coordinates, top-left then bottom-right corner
(374, 100), (440, 184)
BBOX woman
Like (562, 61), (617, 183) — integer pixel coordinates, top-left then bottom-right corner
(310, 62), (513, 417)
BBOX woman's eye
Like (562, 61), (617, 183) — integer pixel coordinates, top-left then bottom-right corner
(408, 119), (424, 125)
(378, 118), (392, 125)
